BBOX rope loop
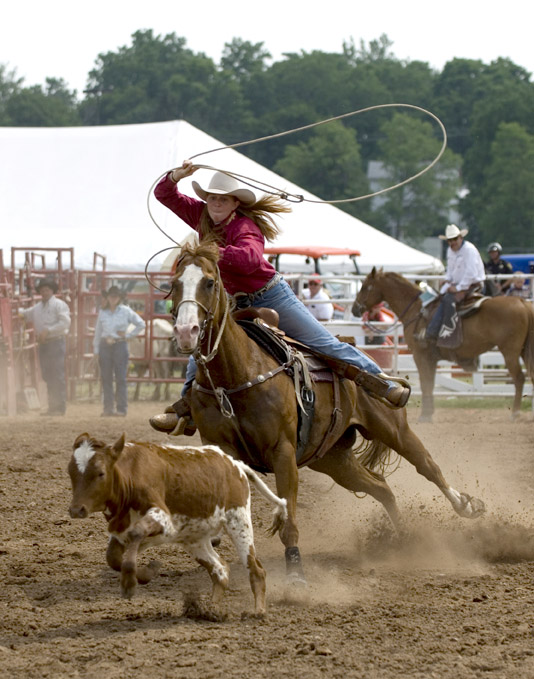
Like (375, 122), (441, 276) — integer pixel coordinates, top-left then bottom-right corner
(144, 102), (448, 277)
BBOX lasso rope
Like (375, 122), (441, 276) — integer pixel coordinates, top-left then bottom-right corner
(145, 103), (448, 288)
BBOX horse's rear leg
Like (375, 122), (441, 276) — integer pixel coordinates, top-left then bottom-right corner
(309, 449), (402, 528)
(502, 352), (525, 419)
(413, 350), (438, 423)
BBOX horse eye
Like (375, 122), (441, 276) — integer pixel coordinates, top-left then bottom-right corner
(206, 279), (215, 289)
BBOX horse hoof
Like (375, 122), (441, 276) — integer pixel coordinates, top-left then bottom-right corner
(460, 494), (485, 519)
(286, 572), (307, 588)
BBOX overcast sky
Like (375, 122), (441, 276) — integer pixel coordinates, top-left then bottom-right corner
(2, 0), (534, 96)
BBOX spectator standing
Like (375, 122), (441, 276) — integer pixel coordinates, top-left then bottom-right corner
(484, 242), (513, 295)
(506, 273), (530, 299)
(301, 275), (334, 321)
(19, 279), (71, 416)
(93, 286), (145, 417)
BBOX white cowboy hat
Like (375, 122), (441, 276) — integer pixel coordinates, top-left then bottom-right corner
(438, 224), (469, 240)
(192, 172), (256, 205)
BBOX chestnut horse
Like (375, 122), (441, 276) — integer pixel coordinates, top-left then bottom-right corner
(169, 243), (484, 582)
(353, 268), (534, 423)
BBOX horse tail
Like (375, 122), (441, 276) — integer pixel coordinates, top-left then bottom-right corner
(354, 438), (398, 477)
(241, 464), (288, 536)
(520, 301), (534, 379)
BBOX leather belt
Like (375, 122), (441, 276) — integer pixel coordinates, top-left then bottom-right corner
(233, 273), (282, 308)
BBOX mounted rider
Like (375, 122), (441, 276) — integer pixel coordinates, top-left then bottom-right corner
(150, 161), (411, 435)
(424, 224), (485, 343)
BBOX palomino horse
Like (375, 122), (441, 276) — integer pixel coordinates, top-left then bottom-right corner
(169, 243), (485, 582)
(353, 268), (534, 423)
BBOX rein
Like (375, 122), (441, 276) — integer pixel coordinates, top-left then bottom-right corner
(177, 264), (288, 467)
(364, 291), (422, 335)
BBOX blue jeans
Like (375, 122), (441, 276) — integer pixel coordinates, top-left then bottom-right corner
(98, 340), (129, 414)
(426, 292), (456, 339)
(38, 337), (67, 413)
(182, 277), (387, 395)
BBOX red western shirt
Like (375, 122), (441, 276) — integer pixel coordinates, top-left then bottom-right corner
(155, 175), (277, 295)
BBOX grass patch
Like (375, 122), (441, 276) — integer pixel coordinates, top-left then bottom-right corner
(408, 396), (532, 411)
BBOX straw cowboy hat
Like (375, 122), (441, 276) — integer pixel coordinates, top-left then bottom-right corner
(192, 172), (256, 205)
(438, 224), (469, 241)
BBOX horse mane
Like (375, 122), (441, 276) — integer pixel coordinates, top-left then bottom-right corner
(178, 240), (220, 266)
(378, 270), (420, 293)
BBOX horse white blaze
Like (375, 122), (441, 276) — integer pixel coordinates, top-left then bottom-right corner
(174, 263), (204, 352)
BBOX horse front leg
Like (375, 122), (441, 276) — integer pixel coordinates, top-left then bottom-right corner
(270, 445), (305, 584)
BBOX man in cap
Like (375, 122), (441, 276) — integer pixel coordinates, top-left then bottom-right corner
(424, 224), (485, 342)
(19, 279), (71, 415)
(301, 275), (334, 321)
(484, 242), (513, 295)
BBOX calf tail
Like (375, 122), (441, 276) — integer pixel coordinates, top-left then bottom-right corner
(242, 465), (288, 536)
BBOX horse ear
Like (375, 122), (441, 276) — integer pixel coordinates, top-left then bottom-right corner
(370, 267), (377, 277)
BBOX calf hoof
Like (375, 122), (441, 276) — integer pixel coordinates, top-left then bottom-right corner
(241, 609), (266, 620)
(120, 565), (138, 598)
(137, 560), (161, 584)
(120, 578), (137, 599)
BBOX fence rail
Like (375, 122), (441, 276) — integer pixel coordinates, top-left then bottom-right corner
(1, 257), (533, 414)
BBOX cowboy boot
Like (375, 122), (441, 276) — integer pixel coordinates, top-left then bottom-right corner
(149, 391), (197, 436)
(345, 366), (411, 409)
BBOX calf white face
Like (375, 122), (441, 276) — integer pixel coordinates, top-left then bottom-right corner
(68, 441), (112, 518)
(173, 263), (204, 353)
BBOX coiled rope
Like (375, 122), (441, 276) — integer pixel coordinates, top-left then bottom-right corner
(145, 103), (447, 287)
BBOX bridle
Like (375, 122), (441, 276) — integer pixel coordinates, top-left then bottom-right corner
(172, 260), (291, 468)
(172, 271), (230, 367)
(359, 282), (423, 335)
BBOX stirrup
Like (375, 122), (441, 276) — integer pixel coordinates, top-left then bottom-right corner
(355, 371), (411, 409)
(170, 416), (197, 437)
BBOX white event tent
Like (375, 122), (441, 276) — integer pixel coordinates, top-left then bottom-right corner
(0, 120), (444, 274)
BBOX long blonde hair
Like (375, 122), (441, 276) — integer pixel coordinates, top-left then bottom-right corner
(198, 194), (291, 243)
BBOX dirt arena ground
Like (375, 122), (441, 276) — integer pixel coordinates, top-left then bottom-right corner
(1, 399), (534, 678)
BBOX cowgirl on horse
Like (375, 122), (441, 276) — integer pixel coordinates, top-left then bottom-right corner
(150, 160), (410, 435)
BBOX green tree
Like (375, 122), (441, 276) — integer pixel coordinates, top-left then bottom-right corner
(79, 29), (252, 142)
(372, 112), (461, 243)
(463, 59), (534, 191)
(474, 122), (534, 250)
(432, 58), (487, 156)
(220, 38), (271, 81)
(4, 78), (79, 126)
(273, 120), (371, 221)
(0, 64), (23, 124)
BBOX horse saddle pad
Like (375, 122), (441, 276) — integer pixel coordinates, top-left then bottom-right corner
(235, 317), (333, 382)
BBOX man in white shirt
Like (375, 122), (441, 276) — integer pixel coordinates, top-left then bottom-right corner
(301, 275), (334, 321)
(425, 224), (485, 342)
(19, 279), (71, 415)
